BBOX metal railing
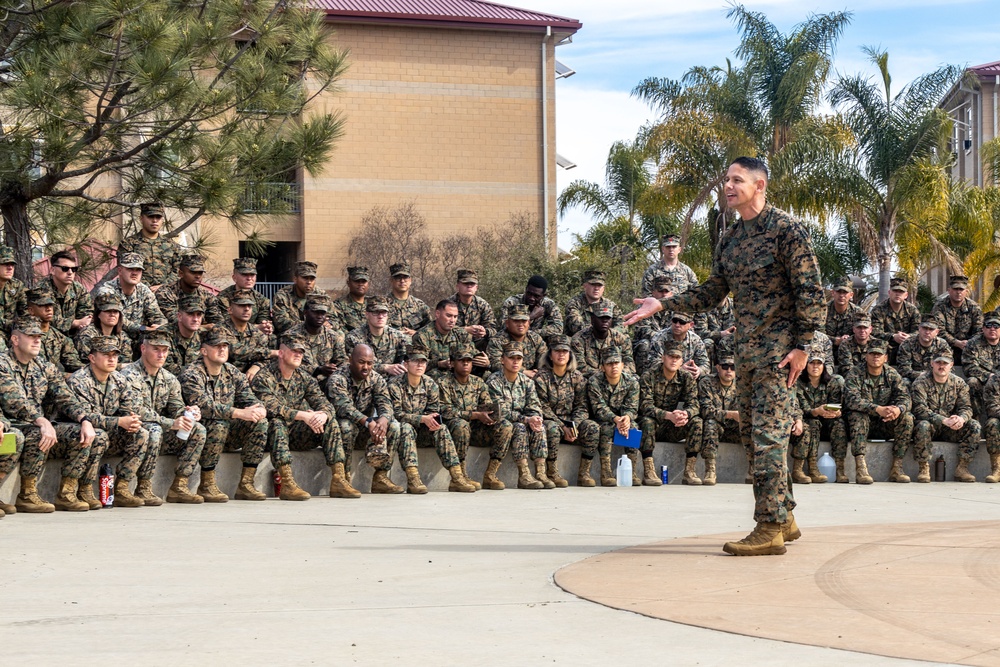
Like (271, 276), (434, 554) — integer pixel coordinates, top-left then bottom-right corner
(241, 181), (301, 214)
(254, 282), (292, 303)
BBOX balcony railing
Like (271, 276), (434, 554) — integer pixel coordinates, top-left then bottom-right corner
(241, 181), (301, 214)
(254, 282), (292, 304)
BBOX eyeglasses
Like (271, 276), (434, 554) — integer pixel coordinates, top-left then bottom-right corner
(53, 265), (79, 273)
(985, 323), (1000, 329)
(671, 318), (689, 324)
(718, 364), (735, 370)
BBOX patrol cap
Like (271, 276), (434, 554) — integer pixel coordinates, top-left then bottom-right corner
(177, 293), (205, 314)
(233, 257), (257, 275)
(502, 341), (525, 358)
(889, 277), (909, 292)
(662, 234), (680, 247)
(346, 265), (368, 281)
(281, 333), (309, 353)
(591, 304), (614, 318)
(94, 292), (124, 312)
(26, 287), (55, 306)
(0, 245), (15, 264)
(919, 314), (939, 330)
(853, 313), (872, 327)
(180, 254), (206, 272)
(508, 304), (530, 321)
(806, 347), (826, 363)
(230, 289), (256, 305)
(89, 335), (123, 354)
(294, 261), (318, 278)
(933, 348), (955, 363)
(671, 311), (692, 324)
(405, 344), (429, 361)
(831, 276), (853, 292)
(866, 339), (888, 355)
(457, 269), (478, 285)
(661, 340), (684, 357)
(549, 335), (571, 351)
(651, 276), (673, 292)
(305, 294), (331, 313)
(118, 252), (144, 269)
(143, 330), (172, 348)
(601, 346), (624, 364)
(140, 201), (164, 217)
(450, 344), (477, 361)
(390, 262), (411, 277)
(583, 269), (606, 286)
(985, 314), (1000, 327)
(12, 315), (43, 336)
(717, 353), (736, 366)
(202, 328), (234, 346)
(949, 275), (969, 289)
(366, 296), (390, 313)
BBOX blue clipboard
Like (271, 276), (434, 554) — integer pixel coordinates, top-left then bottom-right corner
(613, 427), (643, 449)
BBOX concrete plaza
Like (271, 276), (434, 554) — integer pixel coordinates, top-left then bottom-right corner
(3, 480), (998, 665)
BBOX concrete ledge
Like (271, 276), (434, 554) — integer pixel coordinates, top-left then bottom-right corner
(1, 439), (995, 502)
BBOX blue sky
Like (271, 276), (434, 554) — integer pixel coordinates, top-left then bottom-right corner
(535, 0), (1000, 248)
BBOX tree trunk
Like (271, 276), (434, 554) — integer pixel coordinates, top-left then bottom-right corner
(877, 227), (893, 302)
(1, 199), (35, 286)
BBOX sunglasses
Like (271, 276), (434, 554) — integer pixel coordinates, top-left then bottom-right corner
(671, 318), (689, 324)
(718, 363), (735, 370)
(53, 265), (79, 273)
(985, 323), (1000, 329)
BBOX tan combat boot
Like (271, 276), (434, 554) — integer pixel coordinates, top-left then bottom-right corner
(701, 458), (716, 486)
(986, 453), (1000, 483)
(197, 470), (229, 502)
(888, 457), (910, 483)
(546, 460), (569, 488)
(954, 458), (976, 483)
(854, 455), (874, 484)
(834, 458), (848, 483)
(0, 496), (13, 516)
(77, 479), (102, 510)
(577, 457), (596, 487)
(113, 478), (144, 508)
(599, 455), (616, 487)
(15, 475), (55, 513)
(234, 467), (267, 500)
(722, 522), (786, 556)
(460, 461), (481, 490)
(625, 450), (641, 486)
(53, 477), (89, 512)
(916, 461), (931, 483)
(167, 475), (204, 504)
(792, 458), (811, 484)
(277, 464), (311, 500)
(516, 459), (543, 489)
(807, 455), (828, 483)
(404, 466), (427, 494)
(371, 469), (404, 494)
(744, 449), (754, 484)
(682, 456), (702, 485)
(781, 512), (801, 543)
(482, 459), (505, 490)
(643, 456), (663, 486)
(136, 478), (164, 506)
(447, 465), (476, 493)
(534, 458), (555, 489)
(329, 463), (361, 498)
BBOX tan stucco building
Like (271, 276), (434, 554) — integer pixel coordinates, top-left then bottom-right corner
(198, 0), (581, 289)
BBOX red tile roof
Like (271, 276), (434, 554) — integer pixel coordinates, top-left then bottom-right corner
(311, 0), (582, 31)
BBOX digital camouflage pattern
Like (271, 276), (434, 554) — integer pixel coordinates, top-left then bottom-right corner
(533, 367), (599, 459)
(563, 295), (623, 337)
(843, 363), (913, 458)
(499, 294), (563, 342)
(662, 205), (825, 523)
(825, 300), (861, 343)
(486, 329), (548, 373)
(388, 373), (458, 468)
(452, 294), (498, 341)
(911, 371), (980, 462)
(40, 326), (83, 373)
(97, 278), (167, 340)
(648, 329), (711, 377)
(271, 285), (323, 336)
(959, 333), (1000, 413)
(0, 277), (26, 333)
(41, 276), (94, 335)
(870, 299), (920, 348)
(329, 294), (367, 334)
(698, 374), (741, 459)
(640, 260), (698, 297)
(220, 320), (273, 372)
(75, 324), (130, 361)
(162, 323), (202, 376)
(639, 367), (702, 457)
(587, 370), (640, 458)
(486, 369), (547, 461)
(412, 323), (474, 379)
(571, 327), (634, 377)
(932, 296), (984, 350)
(895, 336), (951, 382)
(118, 230), (184, 286)
(327, 365), (408, 472)
(344, 324), (407, 375)
(388, 295), (432, 333)
(283, 322), (347, 378)
(439, 372), (495, 461)
(790, 375), (846, 460)
(980, 373), (1000, 456)
(836, 337), (874, 377)
(207, 284), (271, 326)
(155, 281), (215, 323)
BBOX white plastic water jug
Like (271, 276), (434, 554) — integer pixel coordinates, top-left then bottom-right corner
(617, 454), (633, 487)
(817, 452), (836, 480)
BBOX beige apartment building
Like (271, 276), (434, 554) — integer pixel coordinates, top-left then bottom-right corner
(197, 0), (582, 290)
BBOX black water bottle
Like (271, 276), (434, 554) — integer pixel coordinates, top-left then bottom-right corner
(934, 455), (946, 482)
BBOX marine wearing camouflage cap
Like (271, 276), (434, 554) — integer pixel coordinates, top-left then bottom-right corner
(230, 289), (256, 305)
(26, 286), (55, 305)
(89, 335), (123, 354)
(202, 328), (235, 346)
(346, 266), (368, 281)
(600, 347), (623, 364)
(12, 315), (43, 335)
(456, 269), (478, 284)
(180, 255), (206, 272)
(295, 261), (318, 278)
(508, 304), (530, 321)
(281, 334), (309, 352)
(366, 296), (390, 312)
(94, 292), (124, 312)
(233, 257), (257, 274)
(119, 252), (145, 269)
(390, 262), (411, 277)
(143, 330), (173, 347)
(502, 341), (524, 357)
(177, 293), (205, 313)
(305, 294), (332, 312)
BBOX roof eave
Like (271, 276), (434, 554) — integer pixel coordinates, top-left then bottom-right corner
(322, 11), (582, 34)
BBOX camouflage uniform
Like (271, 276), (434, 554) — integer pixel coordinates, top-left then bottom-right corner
(117, 230), (184, 286)
(587, 367), (640, 458)
(388, 295), (432, 334)
(571, 327), (635, 377)
(648, 328), (711, 378)
(791, 375), (847, 460)
(700, 296), (736, 364)
(959, 331), (1000, 415)
(836, 337), (875, 378)
(698, 374), (741, 459)
(452, 279), (497, 347)
(662, 205), (825, 524)
(155, 281), (215, 323)
(207, 286), (271, 327)
(825, 300), (861, 344)
(485, 368), (547, 461)
(871, 298), (920, 361)
(564, 296), (623, 337)
(41, 275), (94, 336)
(273, 286), (322, 336)
(97, 277), (167, 341)
(178, 354), (267, 471)
(487, 328), (548, 373)
(344, 324), (407, 377)
(330, 295), (368, 334)
(67, 364), (150, 483)
(980, 373), (1000, 456)
(220, 319), (273, 373)
(632, 281), (673, 374)
(895, 336), (951, 383)
(843, 363), (913, 458)
(327, 365), (408, 474)
(0, 246), (26, 333)
(163, 322), (202, 376)
(412, 322), (474, 379)
(120, 358), (206, 480)
(284, 322), (347, 379)
(534, 365), (599, 459)
(910, 370), (980, 463)
(499, 294), (563, 342)
(40, 325), (83, 373)
(932, 293), (983, 362)
(440, 352), (496, 462)
(640, 260), (698, 297)
(811, 330), (836, 369)
(75, 324), (130, 361)
(639, 366), (703, 457)
(388, 372), (459, 469)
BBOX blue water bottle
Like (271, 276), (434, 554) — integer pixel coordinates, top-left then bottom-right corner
(661, 465), (669, 484)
